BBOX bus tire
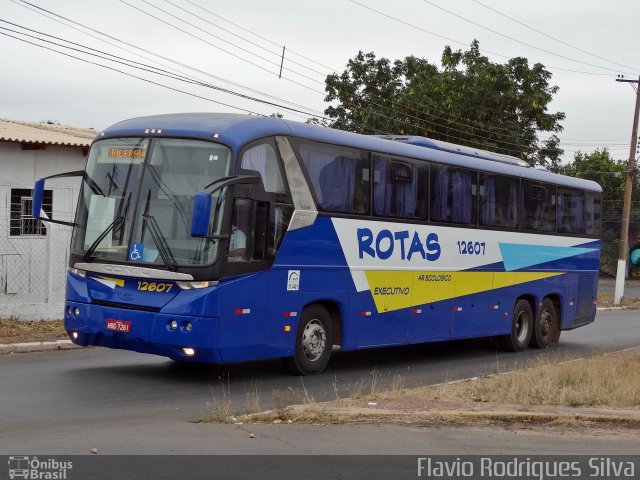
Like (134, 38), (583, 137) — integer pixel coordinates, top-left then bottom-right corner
(498, 299), (533, 352)
(285, 304), (333, 375)
(530, 298), (559, 349)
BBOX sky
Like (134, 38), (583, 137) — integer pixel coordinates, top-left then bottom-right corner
(1, 0), (639, 163)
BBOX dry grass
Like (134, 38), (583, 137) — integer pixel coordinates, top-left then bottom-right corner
(420, 350), (640, 409)
(0, 317), (66, 344)
(201, 350), (640, 427)
(202, 375), (235, 423)
(244, 379), (262, 415)
(597, 291), (640, 309)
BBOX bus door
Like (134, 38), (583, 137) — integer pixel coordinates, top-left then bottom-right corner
(217, 140), (294, 361)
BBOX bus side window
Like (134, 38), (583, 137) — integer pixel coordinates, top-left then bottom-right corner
(557, 188), (585, 234)
(373, 155), (427, 219)
(521, 181), (556, 232)
(269, 204), (293, 258)
(241, 143), (286, 196)
(431, 166), (476, 224)
(585, 191), (602, 236)
(296, 141), (370, 215)
(480, 173), (519, 228)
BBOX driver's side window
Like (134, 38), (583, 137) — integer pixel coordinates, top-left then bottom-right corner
(228, 198), (251, 262)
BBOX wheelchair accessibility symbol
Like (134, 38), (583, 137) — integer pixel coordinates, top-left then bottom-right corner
(129, 243), (144, 261)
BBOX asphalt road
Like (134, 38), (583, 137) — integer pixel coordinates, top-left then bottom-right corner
(1, 310), (639, 455)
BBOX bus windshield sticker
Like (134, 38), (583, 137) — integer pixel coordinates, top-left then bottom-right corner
(129, 243), (144, 262)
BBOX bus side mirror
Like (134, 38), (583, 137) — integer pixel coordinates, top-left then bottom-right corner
(32, 178), (46, 221)
(191, 192), (212, 237)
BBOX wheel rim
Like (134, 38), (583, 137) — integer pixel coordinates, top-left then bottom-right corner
(515, 310), (530, 343)
(539, 309), (552, 339)
(301, 319), (326, 362)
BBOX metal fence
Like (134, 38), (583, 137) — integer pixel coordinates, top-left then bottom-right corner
(0, 202), (73, 320)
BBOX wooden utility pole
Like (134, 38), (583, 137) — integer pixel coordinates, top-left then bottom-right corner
(614, 75), (640, 304)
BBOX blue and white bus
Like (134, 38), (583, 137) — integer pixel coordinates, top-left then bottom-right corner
(33, 113), (601, 375)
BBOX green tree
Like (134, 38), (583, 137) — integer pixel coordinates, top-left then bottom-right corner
(322, 41), (565, 167)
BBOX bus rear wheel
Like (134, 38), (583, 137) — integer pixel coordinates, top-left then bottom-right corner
(498, 299), (533, 352)
(284, 304), (333, 375)
(530, 298), (559, 349)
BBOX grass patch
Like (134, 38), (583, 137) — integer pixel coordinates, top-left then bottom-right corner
(202, 375), (235, 423)
(420, 350), (640, 409)
(0, 317), (67, 344)
(200, 350), (640, 427)
(597, 291), (640, 309)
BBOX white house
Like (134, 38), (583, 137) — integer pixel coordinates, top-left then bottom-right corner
(0, 118), (96, 320)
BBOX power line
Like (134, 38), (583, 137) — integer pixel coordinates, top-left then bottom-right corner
(181, 0), (340, 74)
(159, 0), (328, 78)
(11, 0), (327, 117)
(102, 0), (545, 149)
(418, 0), (633, 75)
(116, 1), (537, 152)
(0, 30), (264, 115)
(347, 0), (632, 77)
(130, 0), (540, 150)
(183, 2), (568, 149)
(0, 23), (332, 120)
(10, 1), (558, 155)
(471, 0), (639, 74)
(126, 0), (327, 88)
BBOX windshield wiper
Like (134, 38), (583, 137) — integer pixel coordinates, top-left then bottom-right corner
(140, 191), (177, 271)
(142, 214), (177, 271)
(83, 215), (125, 261)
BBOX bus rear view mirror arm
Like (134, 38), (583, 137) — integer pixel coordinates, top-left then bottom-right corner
(33, 170), (88, 227)
(190, 174), (260, 238)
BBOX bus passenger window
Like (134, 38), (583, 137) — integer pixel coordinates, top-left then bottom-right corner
(584, 192), (602, 236)
(295, 141), (370, 215)
(431, 166), (477, 224)
(373, 155), (427, 219)
(557, 188), (585, 234)
(521, 182), (556, 232)
(479, 174), (519, 228)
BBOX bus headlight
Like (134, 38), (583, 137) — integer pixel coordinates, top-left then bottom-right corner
(182, 347), (195, 356)
(169, 320), (178, 331)
(176, 280), (217, 290)
(68, 267), (86, 278)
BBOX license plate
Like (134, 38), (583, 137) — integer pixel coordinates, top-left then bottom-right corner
(106, 319), (131, 333)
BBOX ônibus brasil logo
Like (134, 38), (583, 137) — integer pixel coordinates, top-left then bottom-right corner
(8, 456), (73, 479)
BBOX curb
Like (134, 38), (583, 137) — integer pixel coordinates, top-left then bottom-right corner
(0, 339), (79, 355)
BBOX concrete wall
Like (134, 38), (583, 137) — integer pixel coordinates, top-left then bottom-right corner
(0, 141), (86, 319)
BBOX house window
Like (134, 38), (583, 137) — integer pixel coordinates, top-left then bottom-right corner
(9, 188), (53, 236)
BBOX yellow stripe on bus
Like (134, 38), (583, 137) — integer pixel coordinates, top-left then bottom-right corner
(364, 271), (563, 313)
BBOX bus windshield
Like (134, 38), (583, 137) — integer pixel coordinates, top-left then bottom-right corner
(71, 137), (231, 266)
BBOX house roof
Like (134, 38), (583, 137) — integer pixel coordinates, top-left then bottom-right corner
(0, 118), (96, 147)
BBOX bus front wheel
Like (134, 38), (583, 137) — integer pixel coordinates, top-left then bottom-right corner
(284, 304), (334, 375)
(530, 298), (559, 349)
(498, 299), (533, 352)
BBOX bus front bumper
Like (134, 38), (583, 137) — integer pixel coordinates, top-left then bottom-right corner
(64, 301), (221, 363)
